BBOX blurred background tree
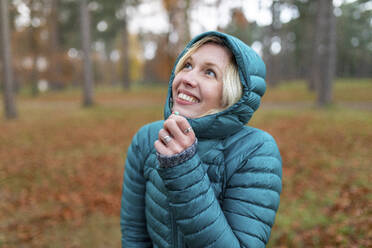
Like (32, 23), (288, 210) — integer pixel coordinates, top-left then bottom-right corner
(80, 0), (94, 107)
(1, 0), (372, 117)
(1, 0), (17, 119)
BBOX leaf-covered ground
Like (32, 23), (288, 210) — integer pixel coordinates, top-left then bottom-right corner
(1, 80), (371, 247)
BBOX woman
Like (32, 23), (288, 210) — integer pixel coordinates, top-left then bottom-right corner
(120, 31), (282, 248)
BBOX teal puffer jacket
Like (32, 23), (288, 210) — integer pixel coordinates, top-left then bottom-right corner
(120, 31), (282, 248)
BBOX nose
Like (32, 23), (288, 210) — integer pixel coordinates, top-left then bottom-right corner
(181, 70), (197, 88)
(182, 78), (196, 88)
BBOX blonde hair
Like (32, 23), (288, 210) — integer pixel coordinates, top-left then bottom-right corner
(174, 36), (242, 116)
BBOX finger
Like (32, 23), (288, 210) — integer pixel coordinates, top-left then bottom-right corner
(168, 114), (195, 140)
(158, 129), (173, 146)
(158, 128), (184, 154)
(164, 117), (195, 148)
(154, 140), (172, 156)
(163, 118), (185, 142)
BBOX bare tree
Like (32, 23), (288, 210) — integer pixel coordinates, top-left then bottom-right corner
(28, 0), (41, 96)
(1, 0), (17, 119)
(312, 0), (336, 106)
(121, 1), (130, 90)
(48, 0), (63, 89)
(266, 0), (282, 86)
(303, 0), (318, 91)
(163, 0), (191, 59)
(80, 0), (94, 106)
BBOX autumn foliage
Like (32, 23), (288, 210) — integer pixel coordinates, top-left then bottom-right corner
(0, 81), (371, 247)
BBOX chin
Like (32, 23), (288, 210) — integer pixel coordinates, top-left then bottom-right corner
(179, 112), (195, 118)
(172, 108), (196, 118)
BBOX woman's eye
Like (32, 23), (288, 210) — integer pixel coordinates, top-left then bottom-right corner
(206, 69), (216, 77)
(183, 63), (192, 70)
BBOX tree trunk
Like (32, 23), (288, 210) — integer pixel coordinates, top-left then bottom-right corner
(266, 0), (281, 87)
(29, 0), (39, 96)
(314, 0), (336, 106)
(80, 0), (94, 107)
(122, 6), (130, 90)
(105, 44), (117, 86)
(49, 0), (63, 90)
(164, 0), (191, 59)
(306, 0), (318, 91)
(0, 0), (17, 119)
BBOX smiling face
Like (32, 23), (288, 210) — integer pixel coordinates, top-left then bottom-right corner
(171, 43), (231, 118)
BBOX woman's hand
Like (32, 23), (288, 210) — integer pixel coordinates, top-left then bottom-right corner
(154, 114), (195, 156)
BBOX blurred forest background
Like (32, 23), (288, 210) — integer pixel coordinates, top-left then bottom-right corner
(1, 0), (371, 247)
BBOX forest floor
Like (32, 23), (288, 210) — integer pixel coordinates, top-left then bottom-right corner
(0, 79), (371, 247)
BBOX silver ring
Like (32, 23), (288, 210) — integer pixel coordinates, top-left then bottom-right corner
(162, 135), (172, 144)
(184, 127), (192, 134)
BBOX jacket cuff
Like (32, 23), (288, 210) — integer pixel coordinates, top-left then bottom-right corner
(157, 139), (198, 168)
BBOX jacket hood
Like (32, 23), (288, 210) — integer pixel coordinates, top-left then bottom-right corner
(164, 31), (266, 139)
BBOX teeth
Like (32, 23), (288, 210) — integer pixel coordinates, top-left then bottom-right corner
(178, 93), (198, 103)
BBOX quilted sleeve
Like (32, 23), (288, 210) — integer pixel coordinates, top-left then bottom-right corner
(223, 136), (282, 247)
(157, 136), (282, 248)
(120, 130), (152, 248)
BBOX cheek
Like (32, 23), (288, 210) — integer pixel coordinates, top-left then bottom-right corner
(216, 85), (223, 106)
(171, 77), (180, 94)
(205, 83), (223, 106)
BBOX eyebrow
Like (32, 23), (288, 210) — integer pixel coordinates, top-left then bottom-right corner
(188, 56), (223, 76)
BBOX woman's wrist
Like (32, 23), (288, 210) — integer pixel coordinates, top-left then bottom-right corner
(157, 138), (198, 168)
